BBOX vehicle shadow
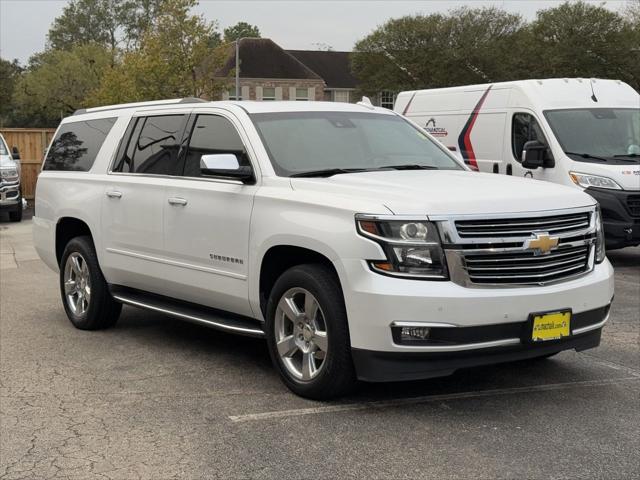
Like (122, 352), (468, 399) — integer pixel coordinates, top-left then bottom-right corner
(112, 305), (605, 403)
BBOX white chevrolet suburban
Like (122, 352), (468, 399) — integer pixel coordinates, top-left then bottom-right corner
(34, 98), (614, 399)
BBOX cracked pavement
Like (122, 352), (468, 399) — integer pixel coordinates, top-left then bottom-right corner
(1, 217), (639, 479)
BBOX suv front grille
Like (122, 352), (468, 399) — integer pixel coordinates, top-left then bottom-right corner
(454, 212), (590, 238)
(462, 244), (590, 285)
(440, 208), (597, 288)
(627, 195), (640, 218)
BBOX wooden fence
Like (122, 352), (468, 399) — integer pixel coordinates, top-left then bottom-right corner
(0, 128), (56, 199)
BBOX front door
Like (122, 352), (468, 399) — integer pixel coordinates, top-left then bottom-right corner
(510, 111), (556, 182)
(163, 112), (258, 316)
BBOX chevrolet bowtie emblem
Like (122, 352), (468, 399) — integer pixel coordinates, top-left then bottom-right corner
(524, 232), (559, 255)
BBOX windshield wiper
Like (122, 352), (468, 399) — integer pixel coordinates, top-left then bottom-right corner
(377, 164), (438, 170)
(289, 168), (371, 178)
(612, 153), (640, 162)
(564, 151), (609, 162)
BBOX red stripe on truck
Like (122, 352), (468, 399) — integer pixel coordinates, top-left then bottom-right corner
(457, 86), (492, 171)
(402, 92), (417, 115)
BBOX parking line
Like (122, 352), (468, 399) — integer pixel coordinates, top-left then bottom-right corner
(229, 376), (640, 423)
(578, 353), (640, 377)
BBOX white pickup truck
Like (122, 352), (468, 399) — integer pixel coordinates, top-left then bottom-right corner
(0, 133), (23, 222)
(34, 99), (614, 399)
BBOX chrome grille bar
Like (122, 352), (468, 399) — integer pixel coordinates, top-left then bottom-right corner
(455, 212), (591, 238)
(438, 206), (597, 288)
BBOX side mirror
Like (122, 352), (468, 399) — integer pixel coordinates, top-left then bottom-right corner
(200, 154), (253, 182)
(12, 146), (20, 161)
(522, 140), (554, 169)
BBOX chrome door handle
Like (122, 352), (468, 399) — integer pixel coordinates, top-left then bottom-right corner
(106, 191), (122, 198)
(168, 197), (188, 206)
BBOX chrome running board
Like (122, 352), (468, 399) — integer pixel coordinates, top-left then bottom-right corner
(110, 285), (265, 338)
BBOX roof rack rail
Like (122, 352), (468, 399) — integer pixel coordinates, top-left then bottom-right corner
(73, 97), (207, 116)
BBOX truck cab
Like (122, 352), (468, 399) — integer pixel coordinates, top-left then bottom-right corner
(395, 79), (640, 249)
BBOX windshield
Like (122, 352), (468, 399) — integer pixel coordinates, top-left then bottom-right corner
(0, 137), (8, 156)
(544, 108), (640, 162)
(250, 111), (463, 176)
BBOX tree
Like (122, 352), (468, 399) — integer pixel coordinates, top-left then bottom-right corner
(90, 0), (224, 105)
(47, 0), (166, 53)
(0, 59), (23, 126)
(528, 1), (638, 89)
(223, 21), (260, 42)
(47, 0), (121, 53)
(352, 7), (526, 95)
(11, 44), (112, 127)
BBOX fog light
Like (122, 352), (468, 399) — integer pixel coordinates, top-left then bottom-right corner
(400, 326), (431, 340)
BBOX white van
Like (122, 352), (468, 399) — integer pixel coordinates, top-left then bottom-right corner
(395, 79), (640, 249)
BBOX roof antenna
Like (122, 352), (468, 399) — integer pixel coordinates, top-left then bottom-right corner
(589, 79), (598, 103)
(357, 96), (375, 110)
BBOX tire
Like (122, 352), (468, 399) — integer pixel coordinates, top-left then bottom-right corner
(265, 264), (356, 400)
(59, 236), (121, 330)
(8, 204), (22, 222)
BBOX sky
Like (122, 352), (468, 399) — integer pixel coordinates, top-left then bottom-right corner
(0, 0), (632, 64)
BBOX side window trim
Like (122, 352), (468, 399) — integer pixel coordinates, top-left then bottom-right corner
(177, 113), (197, 177)
(110, 116), (142, 173)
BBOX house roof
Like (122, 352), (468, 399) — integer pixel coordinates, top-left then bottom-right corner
(218, 38), (322, 80)
(287, 50), (357, 89)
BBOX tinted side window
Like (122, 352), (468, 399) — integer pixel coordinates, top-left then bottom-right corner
(115, 115), (187, 175)
(512, 113), (548, 162)
(183, 115), (248, 177)
(43, 118), (116, 171)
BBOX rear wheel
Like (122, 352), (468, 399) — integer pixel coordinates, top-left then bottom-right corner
(265, 264), (356, 399)
(60, 236), (121, 330)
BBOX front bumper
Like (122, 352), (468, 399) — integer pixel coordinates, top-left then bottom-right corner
(0, 183), (21, 208)
(586, 187), (640, 249)
(338, 257), (613, 356)
(353, 324), (604, 382)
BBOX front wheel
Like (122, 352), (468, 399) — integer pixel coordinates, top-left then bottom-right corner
(265, 264), (356, 399)
(8, 203), (22, 222)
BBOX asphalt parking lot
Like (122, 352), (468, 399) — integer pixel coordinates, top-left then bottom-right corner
(1, 216), (639, 479)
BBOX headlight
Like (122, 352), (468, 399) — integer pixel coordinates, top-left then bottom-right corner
(594, 206), (606, 263)
(356, 216), (448, 279)
(0, 168), (18, 180)
(569, 172), (621, 190)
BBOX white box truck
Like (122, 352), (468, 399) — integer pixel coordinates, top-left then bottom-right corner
(395, 79), (640, 249)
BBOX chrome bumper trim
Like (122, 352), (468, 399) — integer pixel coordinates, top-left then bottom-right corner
(393, 337), (521, 352)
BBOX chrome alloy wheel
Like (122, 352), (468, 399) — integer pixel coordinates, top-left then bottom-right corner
(274, 287), (328, 381)
(63, 252), (91, 316)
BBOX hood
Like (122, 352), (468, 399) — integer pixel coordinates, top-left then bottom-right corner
(0, 154), (16, 168)
(291, 170), (595, 216)
(565, 159), (640, 191)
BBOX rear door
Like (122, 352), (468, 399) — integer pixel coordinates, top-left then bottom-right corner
(162, 110), (258, 316)
(100, 113), (189, 291)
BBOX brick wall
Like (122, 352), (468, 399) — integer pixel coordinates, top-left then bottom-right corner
(219, 78), (326, 101)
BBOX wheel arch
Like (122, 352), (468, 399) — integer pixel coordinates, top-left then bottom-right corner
(258, 244), (342, 319)
(55, 217), (96, 266)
